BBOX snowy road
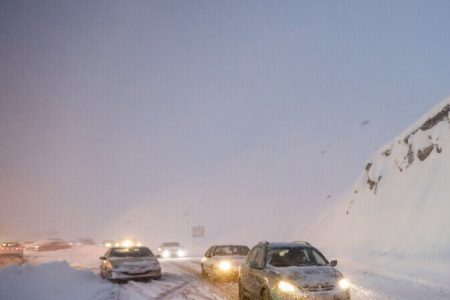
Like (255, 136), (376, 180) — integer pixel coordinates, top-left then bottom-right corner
(1, 246), (448, 300)
(118, 258), (237, 300)
(120, 258), (450, 300)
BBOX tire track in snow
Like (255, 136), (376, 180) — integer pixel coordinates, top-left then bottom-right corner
(165, 259), (238, 300)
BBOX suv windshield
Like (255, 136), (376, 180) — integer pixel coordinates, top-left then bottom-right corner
(213, 245), (250, 256)
(269, 247), (328, 267)
(110, 247), (153, 258)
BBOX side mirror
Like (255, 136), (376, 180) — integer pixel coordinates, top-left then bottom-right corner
(330, 260), (337, 267)
(99, 256), (106, 260)
(205, 254), (211, 258)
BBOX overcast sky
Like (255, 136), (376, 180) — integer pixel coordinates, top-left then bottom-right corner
(1, 1), (450, 246)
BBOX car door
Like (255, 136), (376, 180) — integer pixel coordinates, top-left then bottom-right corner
(240, 246), (259, 296)
(203, 246), (214, 274)
(252, 246), (267, 296)
(100, 249), (111, 274)
(244, 246), (268, 298)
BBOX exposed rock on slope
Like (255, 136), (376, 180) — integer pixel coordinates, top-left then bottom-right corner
(313, 98), (450, 286)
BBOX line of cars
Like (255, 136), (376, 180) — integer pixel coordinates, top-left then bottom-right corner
(96, 239), (350, 299)
(201, 241), (351, 300)
(0, 241), (24, 259)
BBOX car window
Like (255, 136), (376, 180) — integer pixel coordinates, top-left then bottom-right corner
(311, 249), (328, 266)
(254, 247), (265, 267)
(105, 249), (111, 258)
(246, 247), (258, 263)
(205, 246), (213, 257)
(213, 245), (249, 256)
(269, 247), (324, 267)
(110, 247), (153, 257)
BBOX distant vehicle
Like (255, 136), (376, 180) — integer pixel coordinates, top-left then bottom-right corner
(77, 238), (96, 245)
(29, 239), (71, 252)
(157, 242), (186, 258)
(0, 242), (24, 258)
(100, 240), (116, 248)
(68, 240), (81, 247)
(201, 244), (250, 280)
(116, 238), (141, 248)
(239, 241), (351, 300)
(99, 246), (161, 282)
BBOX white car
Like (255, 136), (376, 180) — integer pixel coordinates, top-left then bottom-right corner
(157, 242), (186, 258)
(100, 247), (161, 282)
(201, 244), (250, 281)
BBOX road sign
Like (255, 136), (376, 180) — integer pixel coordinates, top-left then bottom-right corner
(192, 226), (205, 238)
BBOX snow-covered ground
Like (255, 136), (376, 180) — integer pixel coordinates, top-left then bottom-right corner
(0, 245), (448, 299)
(306, 98), (450, 296)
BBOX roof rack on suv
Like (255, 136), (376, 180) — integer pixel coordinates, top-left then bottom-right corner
(292, 241), (311, 245)
(258, 241), (269, 245)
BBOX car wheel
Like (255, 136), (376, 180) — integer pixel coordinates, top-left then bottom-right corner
(153, 275), (161, 280)
(261, 288), (272, 300)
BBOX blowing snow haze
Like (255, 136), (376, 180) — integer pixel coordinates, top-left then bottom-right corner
(1, 1), (450, 251)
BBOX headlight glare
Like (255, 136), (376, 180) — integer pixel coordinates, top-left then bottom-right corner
(218, 261), (232, 271)
(161, 250), (171, 258)
(338, 278), (350, 290)
(278, 280), (297, 293)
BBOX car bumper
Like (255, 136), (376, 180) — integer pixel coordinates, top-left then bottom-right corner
(110, 269), (161, 280)
(213, 267), (240, 280)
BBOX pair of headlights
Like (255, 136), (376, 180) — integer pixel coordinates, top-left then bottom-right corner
(161, 249), (186, 258)
(278, 278), (350, 293)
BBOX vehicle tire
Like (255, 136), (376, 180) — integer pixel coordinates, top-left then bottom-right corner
(153, 275), (161, 280)
(261, 288), (272, 300)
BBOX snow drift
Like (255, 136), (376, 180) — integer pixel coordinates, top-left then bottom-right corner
(0, 261), (116, 300)
(311, 98), (450, 287)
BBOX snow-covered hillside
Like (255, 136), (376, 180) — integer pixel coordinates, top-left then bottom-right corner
(311, 98), (450, 287)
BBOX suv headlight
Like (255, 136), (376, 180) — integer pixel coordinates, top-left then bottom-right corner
(338, 278), (350, 290)
(218, 261), (232, 271)
(278, 280), (298, 293)
(161, 250), (171, 258)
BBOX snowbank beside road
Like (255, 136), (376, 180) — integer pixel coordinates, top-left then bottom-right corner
(0, 261), (116, 300)
(26, 245), (107, 270)
(308, 98), (450, 288)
